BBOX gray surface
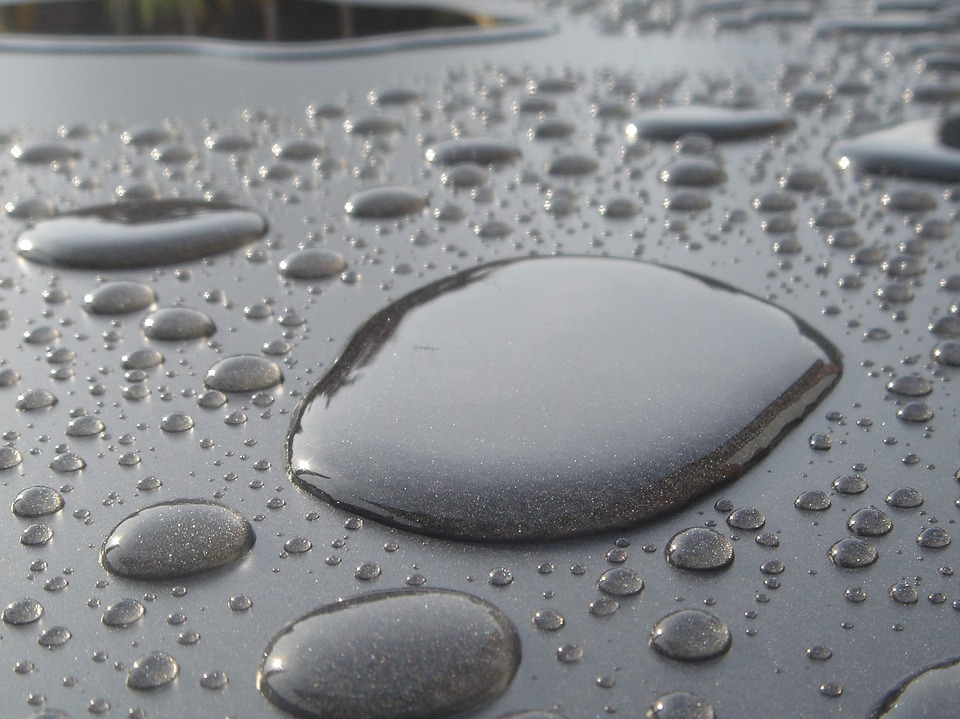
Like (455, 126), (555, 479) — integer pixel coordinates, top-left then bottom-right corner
(0, 1), (958, 718)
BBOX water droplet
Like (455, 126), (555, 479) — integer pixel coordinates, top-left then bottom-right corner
(890, 581), (919, 605)
(0, 446), (22, 469)
(289, 257), (841, 540)
(127, 652), (179, 689)
(122, 348), (164, 370)
(887, 375), (933, 397)
(200, 670), (229, 690)
(15, 200), (267, 269)
(546, 152), (599, 176)
(659, 158), (726, 187)
(829, 538), (879, 568)
(101, 500), (256, 579)
(887, 487), (924, 508)
(38, 625), (72, 648)
(649, 609), (731, 662)
(16, 388), (57, 410)
(533, 608), (565, 630)
(665, 527), (734, 570)
(597, 567), (644, 596)
(795, 490), (831, 511)
(12, 486), (64, 517)
(160, 412), (194, 433)
(630, 106), (795, 141)
(932, 340), (960, 367)
(2, 598), (43, 625)
(258, 589), (520, 719)
(848, 507), (893, 536)
(205, 355), (282, 392)
(647, 691), (716, 719)
(354, 561), (381, 580)
(278, 248), (346, 279)
(917, 527), (951, 549)
(345, 186), (427, 219)
(425, 137), (522, 166)
(49, 452), (85, 473)
(488, 567), (514, 586)
(833, 474), (868, 494)
(102, 598), (146, 627)
(727, 507), (765, 530)
(11, 141), (80, 164)
(283, 536), (312, 554)
(20, 523), (53, 546)
(82, 280), (157, 315)
(142, 307), (215, 341)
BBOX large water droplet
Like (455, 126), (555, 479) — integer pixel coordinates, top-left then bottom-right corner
(15, 200), (267, 269)
(629, 106), (795, 141)
(258, 589), (520, 719)
(288, 257), (841, 541)
(425, 137), (522, 166)
(2, 597), (44, 625)
(832, 116), (960, 182)
(12, 486), (64, 517)
(101, 500), (255, 579)
(649, 609), (731, 662)
(204, 355), (282, 393)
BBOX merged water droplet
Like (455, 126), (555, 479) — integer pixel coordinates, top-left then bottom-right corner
(288, 257), (841, 541)
(871, 656), (960, 718)
(204, 355), (282, 393)
(15, 199), (267, 269)
(629, 106), (796, 141)
(101, 500), (255, 579)
(258, 588), (520, 719)
(664, 527), (734, 570)
(832, 116), (960, 182)
(649, 609), (732, 662)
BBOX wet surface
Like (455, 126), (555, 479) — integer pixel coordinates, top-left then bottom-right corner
(1, 1), (960, 718)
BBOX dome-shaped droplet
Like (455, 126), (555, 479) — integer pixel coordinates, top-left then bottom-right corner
(794, 490), (831, 511)
(630, 106), (795, 141)
(13, 486), (64, 517)
(917, 527), (951, 549)
(288, 257), (841, 541)
(20, 523), (53, 546)
(848, 507), (893, 536)
(546, 153), (599, 176)
(887, 375), (933, 397)
(345, 187), (427, 219)
(2, 597), (43, 625)
(0, 446), (22, 469)
(160, 412), (194, 432)
(204, 355), (282, 393)
(16, 388), (57, 410)
(665, 527), (734, 570)
(647, 691), (716, 719)
(726, 507), (765, 530)
(66, 416), (105, 437)
(278, 248), (346, 279)
(649, 609), (731, 662)
(102, 598), (146, 627)
(127, 652), (179, 689)
(142, 307), (215, 341)
(38, 625), (71, 648)
(258, 589), (520, 719)
(122, 348), (164, 370)
(597, 567), (644, 596)
(101, 500), (255, 579)
(887, 487), (923, 508)
(82, 281), (156, 315)
(659, 158), (726, 187)
(15, 200), (267, 269)
(829, 538), (878, 568)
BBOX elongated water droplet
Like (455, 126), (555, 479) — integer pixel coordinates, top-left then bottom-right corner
(288, 257), (841, 541)
(15, 200), (267, 269)
(82, 281), (156, 315)
(345, 186), (427, 219)
(101, 500), (255, 579)
(630, 106), (795, 141)
(258, 589), (520, 719)
(832, 116), (960, 182)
